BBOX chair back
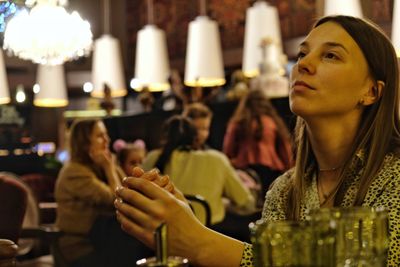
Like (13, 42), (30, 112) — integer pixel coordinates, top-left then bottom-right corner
(0, 173), (28, 243)
(184, 194), (211, 227)
(4, 172), (41, 257)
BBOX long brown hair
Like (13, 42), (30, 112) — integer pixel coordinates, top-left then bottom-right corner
(230, 89), (291, 143)
(286, 15), (400, 220)
(68, 119), (99, 165)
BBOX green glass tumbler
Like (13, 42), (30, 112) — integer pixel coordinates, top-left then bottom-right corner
(250, 220), (314, 267)
(307, 207), (388, 267)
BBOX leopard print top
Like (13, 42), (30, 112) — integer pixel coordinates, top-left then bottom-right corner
(240, 153), (400, 266)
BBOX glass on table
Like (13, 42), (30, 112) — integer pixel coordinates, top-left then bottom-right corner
(136, 223), (189, 267)
(307, 207), (389, 267)
(249, 219), (314, 267)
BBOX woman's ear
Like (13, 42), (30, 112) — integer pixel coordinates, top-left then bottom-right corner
(362, 80), (384, 106)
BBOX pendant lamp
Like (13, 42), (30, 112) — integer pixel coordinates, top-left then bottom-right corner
(91, 0), (126, 98)
(0, 51), (10, 105)
(392, 0), (400, 56)
(134, 0), (170, 92)
(242, 1), (283, 78)
(324, 0), (363, 17)
(184, 0), (225, 87)
(34, 64), (68, 107)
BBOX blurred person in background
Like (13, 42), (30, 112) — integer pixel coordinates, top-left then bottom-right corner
(223, 89), (293, 198)
(55, 119), (152, 267)
(114, 139), (147, 177)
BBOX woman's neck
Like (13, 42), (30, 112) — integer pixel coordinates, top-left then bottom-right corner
(306, 116), (360, 170)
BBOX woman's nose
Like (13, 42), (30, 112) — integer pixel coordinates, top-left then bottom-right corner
(297, 55), (316, 75)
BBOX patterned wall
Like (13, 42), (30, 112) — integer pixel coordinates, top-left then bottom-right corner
(126, 0), (393, 72)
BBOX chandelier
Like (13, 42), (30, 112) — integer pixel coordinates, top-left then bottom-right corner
(3, 0), (93, 65)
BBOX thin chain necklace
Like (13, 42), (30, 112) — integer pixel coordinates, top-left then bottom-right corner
(318, 165), (343, 172)
(317, 170), (342, 206)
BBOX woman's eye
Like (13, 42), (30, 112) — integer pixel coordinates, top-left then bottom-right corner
(324, 52), (338, 59)
(296, 51), (306, 60)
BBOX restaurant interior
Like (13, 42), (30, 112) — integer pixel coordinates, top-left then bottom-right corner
(0, 0), (395, 266)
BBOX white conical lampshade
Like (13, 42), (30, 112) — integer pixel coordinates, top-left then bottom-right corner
(134, 24), (170, 92)
(242, 1), (283, 78)
(392, 0), (400, 56)
(324, 0), (363, 17)
(91, 34), (127, 98)
(34, 64), (68, 107)
(184, 16), (225, 87)
(0, 51), (10, 105)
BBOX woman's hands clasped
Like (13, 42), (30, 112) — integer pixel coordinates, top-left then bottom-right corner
(114, 167), (206, 260)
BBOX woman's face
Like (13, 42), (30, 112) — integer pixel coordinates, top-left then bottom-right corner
(289, 21), (374, 122)
(89, 121), (110, 153)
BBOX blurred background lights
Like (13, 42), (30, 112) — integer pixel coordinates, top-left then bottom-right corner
(15, 85), (26, 103)
(83, 82), (93, 93)
(33, 83), (40, 94)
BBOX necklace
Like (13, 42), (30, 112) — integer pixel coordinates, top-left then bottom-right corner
(317, 171), (342, 206)
(318, 165), (343, 172)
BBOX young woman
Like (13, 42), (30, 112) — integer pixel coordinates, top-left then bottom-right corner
(223, 89), (293, 192)
(142, 115), (255, 225)
(115, 16), (400, 266)
(55, 119), (167, 267)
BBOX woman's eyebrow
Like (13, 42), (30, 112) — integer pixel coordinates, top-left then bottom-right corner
(324, 42), (349, 53)
(299, 41), (349, 54)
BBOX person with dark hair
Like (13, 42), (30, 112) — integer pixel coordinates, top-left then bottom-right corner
(142, 115), (255, 225)
(182, 102), (213, 149)
(223, 89), (293, 196)
(115, 16), (400, 266)
(55, 119), (170, 267)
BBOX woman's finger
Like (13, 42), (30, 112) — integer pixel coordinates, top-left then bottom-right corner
(121, 176), (172, 201)
(132, 166), (144, 177)
(141, 168), (160, 182)
(116, 210), (155, 249)
(164, 181), (174, 193)
(116, 185), (160, 217)
(114, 198), (160, 231)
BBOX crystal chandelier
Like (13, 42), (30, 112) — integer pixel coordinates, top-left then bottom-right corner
(3, 0), (93, 65)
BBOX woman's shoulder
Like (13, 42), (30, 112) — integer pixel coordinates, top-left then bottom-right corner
(146, 149), (162, 158)
(195, 149), (230, 160)
(57, 161), (95, 185)
(268, 169), (294, 192)
(184, 149), (231, 165)
(142, 149), (162, 171)
(262, 169), (294, 221)
(364, 153), (400, 203)
(59, 161), (92, 175)
(378, 153), (400, 179)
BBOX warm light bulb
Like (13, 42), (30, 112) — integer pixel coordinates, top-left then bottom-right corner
(83, 82), (93, 93)
(33, 83), (40, 94)
(16, 85), (26, 103)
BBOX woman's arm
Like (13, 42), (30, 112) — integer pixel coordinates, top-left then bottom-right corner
(115, 177), (245, 267)
(90, 149), (121, 194)
(223, 122), (239, 160)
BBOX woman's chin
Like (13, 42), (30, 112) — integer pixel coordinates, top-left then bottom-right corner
(289, 103), (310, 118)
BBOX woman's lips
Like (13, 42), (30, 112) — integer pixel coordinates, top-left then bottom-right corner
(292, 80), (315, 91)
